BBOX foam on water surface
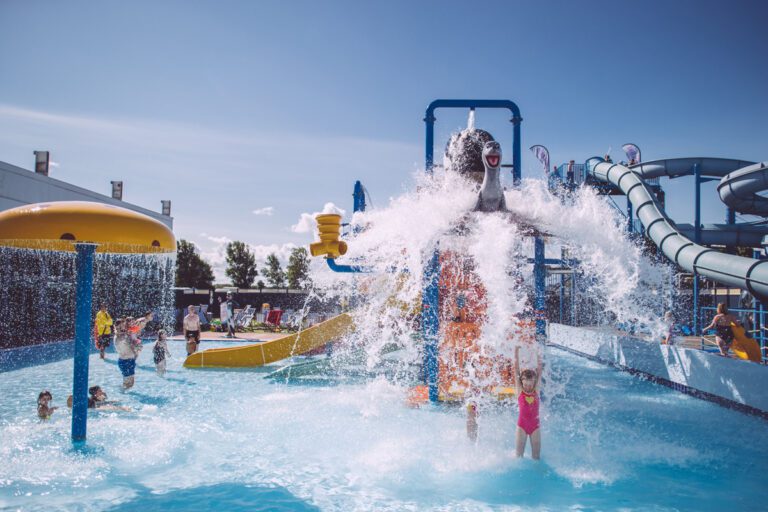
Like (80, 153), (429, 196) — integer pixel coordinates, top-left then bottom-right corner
(1, 344), (766, 511)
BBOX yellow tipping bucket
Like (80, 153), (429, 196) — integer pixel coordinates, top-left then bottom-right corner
(309, 214), (348, 258)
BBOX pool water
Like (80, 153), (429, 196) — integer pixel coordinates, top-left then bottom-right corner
(1, 340), (766, 511)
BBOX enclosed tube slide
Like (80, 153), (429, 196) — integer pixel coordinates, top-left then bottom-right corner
(589, 160), (768, 302)
(628, 158), (768, 247)
(716, 161), (768, 216)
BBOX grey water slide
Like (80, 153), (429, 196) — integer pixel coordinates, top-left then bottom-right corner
(628, 158), (768, 247)
(589, 159), (768, 302)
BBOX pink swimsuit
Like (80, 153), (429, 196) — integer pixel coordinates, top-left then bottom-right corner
(517, 390), (540, 435)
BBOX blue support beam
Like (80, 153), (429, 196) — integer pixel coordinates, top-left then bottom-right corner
(571, 271), (577, 325)
(693, 272), (700, 337)
(422, 248), (440, 402)
(691, 166), (718, 335)
(533, 237), (547, 340)
(353, 181), (366, 213)
(71, 243), (97, 443)
(694, 164), (702, 245)
(424, 99), (522, 185)
(325, 258), (370, 273)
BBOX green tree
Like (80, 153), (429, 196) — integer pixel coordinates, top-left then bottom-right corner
(225, 241), (258, 288)
(175, 239), (214, 288)
(286, 247), (311, 289)
(262, 253), (286, 287)
(256, 280), (265, 292)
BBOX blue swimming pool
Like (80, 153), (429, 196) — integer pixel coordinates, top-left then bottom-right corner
(1, 341), (766, 511)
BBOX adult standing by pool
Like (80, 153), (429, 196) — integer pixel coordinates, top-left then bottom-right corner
(224, 292), (240, 338)
(114, 313), (152, 389)
(94, 303), (113, 359)
(183, 305), (201, 355)
(703, 303), (740, 357)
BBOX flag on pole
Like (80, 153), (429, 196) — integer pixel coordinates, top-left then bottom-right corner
(622, 143), (641, 164)
(529, 145), (550, 174)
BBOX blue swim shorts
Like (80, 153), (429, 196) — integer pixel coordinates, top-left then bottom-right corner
(117, 358), (136, 377)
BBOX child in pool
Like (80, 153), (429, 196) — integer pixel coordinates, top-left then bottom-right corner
(153, 330), (170, 376)
(515, 346), (542, 460)
(66, 386), (131, 411)
(37, 390), (57, 420)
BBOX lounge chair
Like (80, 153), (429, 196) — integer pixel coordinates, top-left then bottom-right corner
(265, 309), (283, 332)
(236, 306), (256, 330)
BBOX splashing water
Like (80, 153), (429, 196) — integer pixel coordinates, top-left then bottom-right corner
(3, 130), (761, 510)
(0, 247), (176, 351)
(466, 108), (476, 131)
(309, 162), (669, 396)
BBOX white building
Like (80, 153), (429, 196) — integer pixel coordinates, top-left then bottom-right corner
(0, 157), (172, 228)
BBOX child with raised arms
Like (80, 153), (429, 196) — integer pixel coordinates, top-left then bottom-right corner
(515, 345), (542, 460)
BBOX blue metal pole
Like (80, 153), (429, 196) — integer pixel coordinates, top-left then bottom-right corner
(512, 114), (521, 187)
(353, 181), (366, 213)
(71, 243), (97, 443)
(627, 200), (634, 234)
(694, 164), (701, 245)
(425, 110), (436, 173)
(424, 99), (521, 179)
(559, 247), (567, 324)
(422, 248), (440, 402)
(761, 302), (766, 363)
(571, 271), (577, 325)
(692, 163), (701, 337)
(534, 237), (546, 340)
(693, 272), (700, 337)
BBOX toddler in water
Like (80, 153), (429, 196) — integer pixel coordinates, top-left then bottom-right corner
(37, 390), (57, 420)
(515, 346), (542, 460)
(153, 330), (170, 376)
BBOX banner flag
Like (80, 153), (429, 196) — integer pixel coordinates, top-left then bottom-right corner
(529, 145), (550, 174)
(622, 143), (641, 164)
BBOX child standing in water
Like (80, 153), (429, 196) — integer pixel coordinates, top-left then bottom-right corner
(94, 303), (113, 359)
(37, 390), (57, 420)
(515, 346), (542, 460)
(153, 330), (170, 376)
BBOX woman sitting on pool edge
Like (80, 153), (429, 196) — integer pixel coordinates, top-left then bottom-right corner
(702, 303), (740, 357)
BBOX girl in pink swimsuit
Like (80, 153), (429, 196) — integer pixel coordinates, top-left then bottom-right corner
(515, 346), (542, 459)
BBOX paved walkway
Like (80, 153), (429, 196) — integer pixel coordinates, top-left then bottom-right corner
(169, 331), (285, 342)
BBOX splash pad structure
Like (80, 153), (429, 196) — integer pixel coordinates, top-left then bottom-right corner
(309, 100), (572, 405)
(3, 100), (768, 510)
(0, 201), (175, 442)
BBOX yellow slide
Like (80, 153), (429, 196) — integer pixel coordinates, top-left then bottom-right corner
(730, 323), (762, 362)
(184, 314), (354, 368)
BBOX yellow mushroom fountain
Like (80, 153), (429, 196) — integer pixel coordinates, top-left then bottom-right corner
(0, 201), (175, 442)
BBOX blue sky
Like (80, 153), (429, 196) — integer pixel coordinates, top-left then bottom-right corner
(1, 0), (767, 278)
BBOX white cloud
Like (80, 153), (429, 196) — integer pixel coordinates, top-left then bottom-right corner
(291, 202), (346, 234)
(0, 103), (421, 244)
(252, 206), (274, 216)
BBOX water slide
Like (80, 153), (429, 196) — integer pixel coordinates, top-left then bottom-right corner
(589, 158), (768, 362)
(183, 313), (354, 368)
(631, 158), (768, 247)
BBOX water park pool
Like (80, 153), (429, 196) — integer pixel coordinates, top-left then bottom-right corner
(1, 340), (766, 511)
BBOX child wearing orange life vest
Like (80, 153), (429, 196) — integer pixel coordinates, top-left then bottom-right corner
(514, 345), (542, 460)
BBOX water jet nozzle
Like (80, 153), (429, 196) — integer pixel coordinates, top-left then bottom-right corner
(309, 214), (348, 258)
